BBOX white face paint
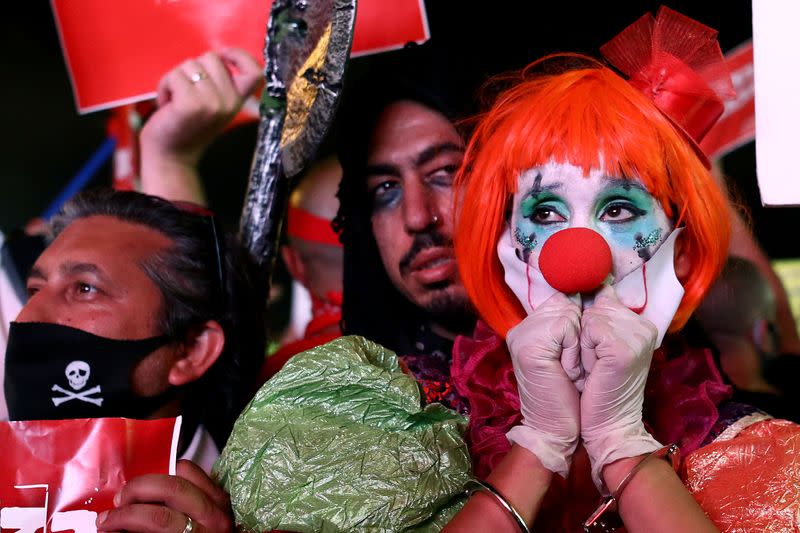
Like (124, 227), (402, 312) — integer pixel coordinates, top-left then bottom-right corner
(510, 161), (673, 279)
(499, 160), (683, 347)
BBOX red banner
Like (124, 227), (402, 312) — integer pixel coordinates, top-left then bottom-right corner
(0, 417), (180, 533)
(699, 41), (755, 160)
(51, 0), (429, 113)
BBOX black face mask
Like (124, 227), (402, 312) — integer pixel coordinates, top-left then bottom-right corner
(4, 322), (172, 421)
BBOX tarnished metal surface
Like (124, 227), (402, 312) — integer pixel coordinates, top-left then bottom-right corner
(239, 0), (355, 271)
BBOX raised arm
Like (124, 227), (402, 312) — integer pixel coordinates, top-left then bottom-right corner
(139, 48), (262, 204)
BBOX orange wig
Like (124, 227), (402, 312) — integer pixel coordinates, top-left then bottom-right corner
(454, 56), (731, 337)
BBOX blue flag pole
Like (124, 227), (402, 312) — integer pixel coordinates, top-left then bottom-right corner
(41, 136), (117, 219)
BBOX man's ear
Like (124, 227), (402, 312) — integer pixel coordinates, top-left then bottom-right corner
(168, 320), (225, 386)
(281, 245), (307, 285)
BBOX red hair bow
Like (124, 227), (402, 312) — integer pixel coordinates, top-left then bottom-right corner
(600, 6), (735, 167)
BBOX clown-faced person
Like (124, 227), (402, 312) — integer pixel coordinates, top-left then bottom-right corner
(450, 7), (800, 532)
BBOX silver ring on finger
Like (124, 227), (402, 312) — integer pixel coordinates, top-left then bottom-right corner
(181, 515), (195, 533)
(189, 71), (208, 84)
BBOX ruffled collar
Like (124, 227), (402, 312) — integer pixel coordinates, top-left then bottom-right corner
(450, 321), (732, 478)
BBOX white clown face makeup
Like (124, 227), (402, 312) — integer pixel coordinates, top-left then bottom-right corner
(511, 161), (673, 280)
(499, 160), (683, 347)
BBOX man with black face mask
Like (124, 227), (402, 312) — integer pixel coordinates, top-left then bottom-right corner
(3, 188), (266, 532)
(5, 188), (265, 455)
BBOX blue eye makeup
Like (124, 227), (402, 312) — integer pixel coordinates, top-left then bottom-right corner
(515, 192), (568, 251)
(594, 187), (652, 226)
(591, 185), (667, 256)
(429, 165), (458, 186)
(510, 165), (673, 278)
(520, 194), (568, 224)
(369, 181), (402, 212)
(597, 198), (647, 224)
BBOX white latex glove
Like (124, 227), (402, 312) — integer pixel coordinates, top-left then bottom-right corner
(505, 293), (583, 478)
(579, 285), (662, 491)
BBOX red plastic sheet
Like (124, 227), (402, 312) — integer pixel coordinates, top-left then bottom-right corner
(682, 418), (800, 531)
(0, 417), (180, 533)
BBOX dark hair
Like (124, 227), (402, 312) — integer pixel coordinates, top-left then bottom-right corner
(51, 189), (267, 446)
(333, 41), (478, 354)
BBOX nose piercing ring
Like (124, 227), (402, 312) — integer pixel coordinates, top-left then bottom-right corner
(432, 215), (440, 224)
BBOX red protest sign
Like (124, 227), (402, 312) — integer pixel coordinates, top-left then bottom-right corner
(51, 0), (429, 113)
(0, 417), (180, 533)
(351, 0), (429, 56)
(700, 41), (755, 161)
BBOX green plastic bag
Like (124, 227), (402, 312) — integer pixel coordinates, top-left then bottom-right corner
(215, 336), (471, 532)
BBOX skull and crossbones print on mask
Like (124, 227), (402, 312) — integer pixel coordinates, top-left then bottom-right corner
(4, 321), (170, 420)
(55, 360), (104, 407)
(497, 160), (684, 347)
(65, 360), (90, 390)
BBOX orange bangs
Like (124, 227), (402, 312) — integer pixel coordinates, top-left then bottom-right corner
(454, 57), (730, 337)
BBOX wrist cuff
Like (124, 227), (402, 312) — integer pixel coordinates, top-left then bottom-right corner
(584, 426), (662, 493)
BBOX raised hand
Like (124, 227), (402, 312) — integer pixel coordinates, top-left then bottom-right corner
(139, 48), (262, 203)
(142, 48), (261, 162)
(505, 293), (583, 478)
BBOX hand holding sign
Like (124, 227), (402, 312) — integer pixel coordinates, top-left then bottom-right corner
(96, 460), (233, 533)
(139, 48), (262, 203)
(141, 49), (262, 166)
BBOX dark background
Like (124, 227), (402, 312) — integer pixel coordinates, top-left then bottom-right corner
(2, 1), (796, 257)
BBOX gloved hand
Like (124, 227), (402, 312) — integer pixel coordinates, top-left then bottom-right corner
(505, 293), (583, 478)
(579, 285), (662, 491)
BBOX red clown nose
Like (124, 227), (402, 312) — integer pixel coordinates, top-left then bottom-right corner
(538, 228), (613, 294)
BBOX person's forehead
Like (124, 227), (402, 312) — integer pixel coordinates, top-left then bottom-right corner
(518, 161), (648, 196)
(38, 215), (172, 276)
(367, 100), (461, 164)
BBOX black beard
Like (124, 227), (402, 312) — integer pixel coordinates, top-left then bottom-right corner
(420, 290), (476, 336)
(399, 231), (451, 276)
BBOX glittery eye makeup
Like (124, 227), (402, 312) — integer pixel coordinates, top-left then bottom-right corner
(511, 164), (672, 272)
(515, 192), (568, 250)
